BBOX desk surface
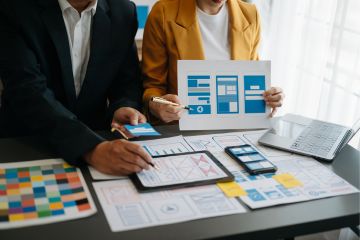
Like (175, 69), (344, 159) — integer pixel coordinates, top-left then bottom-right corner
(1, 125), (359, 240)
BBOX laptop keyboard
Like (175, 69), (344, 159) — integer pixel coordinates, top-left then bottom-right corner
(290, 120), (347, 157)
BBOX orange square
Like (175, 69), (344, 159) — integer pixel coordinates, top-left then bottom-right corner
(19, 182), (32, 188)
(68, 177), (80, 184)
(24, 212), (38, 220)
(0, 168), (5, 174)
(50, 202), (63, 210)
(18, 171), (30, 178)
(77, 203), (91, 211)
(66, 172), (78, 178)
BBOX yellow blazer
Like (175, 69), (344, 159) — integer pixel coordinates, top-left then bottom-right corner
(142, 0), (261, 112)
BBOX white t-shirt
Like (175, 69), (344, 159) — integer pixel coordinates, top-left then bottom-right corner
(196, 4), (230, 60)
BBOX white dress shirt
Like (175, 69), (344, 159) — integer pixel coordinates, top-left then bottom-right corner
(58, 0), (97, 97)
(197, 4), (230, 60)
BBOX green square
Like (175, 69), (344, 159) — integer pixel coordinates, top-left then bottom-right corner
(49, 197), (61, 203)
(38, 210), (52, 218)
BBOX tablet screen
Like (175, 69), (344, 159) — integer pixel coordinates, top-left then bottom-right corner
(134, 152), (231, 189)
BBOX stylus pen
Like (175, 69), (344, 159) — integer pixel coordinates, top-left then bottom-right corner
(151, 97), (192, 110)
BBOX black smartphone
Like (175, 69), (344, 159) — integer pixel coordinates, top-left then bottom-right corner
(225, 144), (277, 175)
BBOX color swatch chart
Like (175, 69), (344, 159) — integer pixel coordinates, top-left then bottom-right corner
(0, 159), (96, 229)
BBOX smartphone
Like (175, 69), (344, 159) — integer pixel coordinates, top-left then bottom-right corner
(225, 144), (277, 175)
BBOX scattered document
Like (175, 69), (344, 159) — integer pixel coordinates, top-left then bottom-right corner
(93, 179), (246, 232)
(184, 131), (359, 209)
(0, 159), (96, 229)
(178, 60), (271, 130)
(124, 123), (160, 137)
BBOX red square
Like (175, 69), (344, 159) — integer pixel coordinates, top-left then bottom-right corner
(77, 203), (91, 211)
(55, 173), (66, 180)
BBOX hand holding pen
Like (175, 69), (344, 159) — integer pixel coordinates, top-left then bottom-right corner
(148, 94), (192, 123)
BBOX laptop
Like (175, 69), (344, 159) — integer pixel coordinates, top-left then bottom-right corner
(258, 114), (360, 161)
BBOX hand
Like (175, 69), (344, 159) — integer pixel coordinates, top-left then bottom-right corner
(149, 94), (183, 123)
(112, 107), (146, 126)
(84, 140), (153, 176)
(263, 87), (284, 117)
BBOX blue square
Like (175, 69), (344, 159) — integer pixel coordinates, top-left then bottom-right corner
(245, 100), (265, 113)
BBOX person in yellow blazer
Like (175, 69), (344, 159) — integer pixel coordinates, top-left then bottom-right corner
(142, 0), (284, 123)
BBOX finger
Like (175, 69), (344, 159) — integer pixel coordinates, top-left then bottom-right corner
(269, 107), (278, 118)
(125, 142), (153, 164)
(163, 94), (181, 104)
(266, 101), (283, 108)
(129, 111), (139, 125)
(165, 105), (182, 114)
(119, 151), (150, 170)
(264, 94), (282, 102)
(264, 87), (282, 96)
(138, 113), (147, 124)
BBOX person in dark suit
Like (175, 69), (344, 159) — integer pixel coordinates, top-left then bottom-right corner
(0, 0), (154, 175)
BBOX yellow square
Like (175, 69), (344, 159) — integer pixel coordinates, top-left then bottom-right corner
(217, 181), (247, 197)
(0, 202), (8, 209)
(0, 168), (5, 174)
(31, 176), (43, 182)
(273, 173), (303, 188)
(9, 214), (25, 222)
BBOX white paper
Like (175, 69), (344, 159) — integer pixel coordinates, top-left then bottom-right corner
(93, 179), (246, 232)
(178, 60), (271, 130)
(88, 166), (126, 180)
(88, 136), (193, 180)
(136, 152), (228, 187)
(184, 131), (359, 209)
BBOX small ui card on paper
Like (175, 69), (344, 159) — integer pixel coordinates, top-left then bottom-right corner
(178, 60), (271, 130)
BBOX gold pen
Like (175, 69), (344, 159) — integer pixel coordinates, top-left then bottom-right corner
(151, 97), (192, 110)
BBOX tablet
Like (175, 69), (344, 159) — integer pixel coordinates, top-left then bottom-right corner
(129, 151), (234, 192)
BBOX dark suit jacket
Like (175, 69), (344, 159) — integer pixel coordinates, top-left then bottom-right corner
(0, 0), (142, 165)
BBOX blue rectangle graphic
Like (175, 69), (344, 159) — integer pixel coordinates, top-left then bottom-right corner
(244, 75), (266, 113)
(216, 76), (239, 114)
(137, 6), (149, 29)
(187, 75), (211, 115)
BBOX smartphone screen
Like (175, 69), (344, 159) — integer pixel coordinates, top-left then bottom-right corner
(226, 145), (277, 174)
